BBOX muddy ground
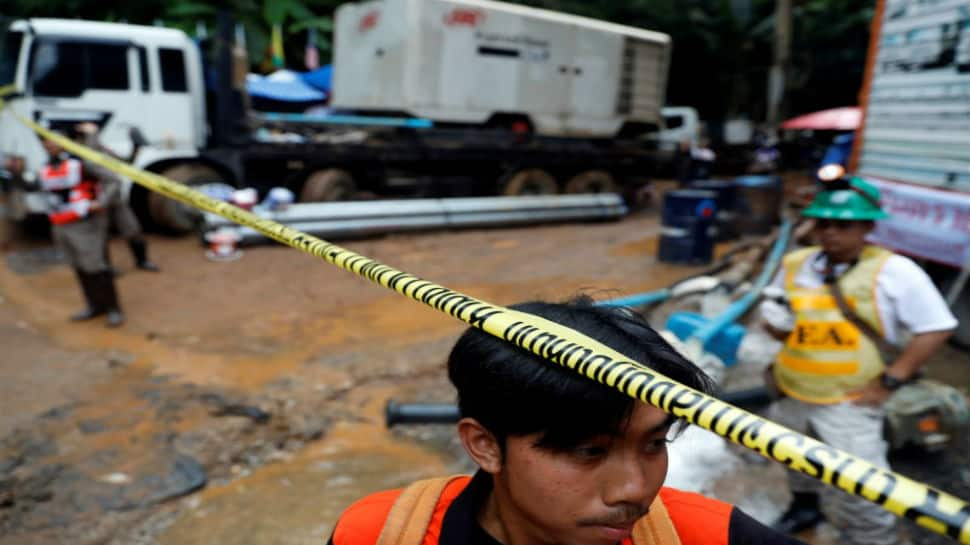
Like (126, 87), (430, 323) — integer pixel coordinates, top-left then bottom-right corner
(1, 188), (969, 545)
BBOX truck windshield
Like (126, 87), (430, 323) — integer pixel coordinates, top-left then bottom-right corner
(0, 29), (22, 87)
(29, 40), (129, 97)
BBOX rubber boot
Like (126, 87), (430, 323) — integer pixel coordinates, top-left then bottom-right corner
(92, 270), (125, 328)
(69, 269), (104, 321)
(772, 492), (824, 534)
(129, 238), (160, 272)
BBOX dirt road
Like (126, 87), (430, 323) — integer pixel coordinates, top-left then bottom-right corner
(1, 204), (968, 545)
(0, 209), (701, 544)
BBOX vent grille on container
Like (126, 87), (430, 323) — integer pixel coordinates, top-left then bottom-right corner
(616, 38), (663, 120)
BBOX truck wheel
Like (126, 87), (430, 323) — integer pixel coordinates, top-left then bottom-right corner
(149, 164), (225, 234)
(502, 169), (558, 196)
(301, 169), (356, 202)
(564, 170), (618, 194)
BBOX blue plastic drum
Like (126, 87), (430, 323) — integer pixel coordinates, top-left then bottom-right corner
(734, 175), (782, 235)
(658, 189), (718, 265)
(688, 179), (738, 240)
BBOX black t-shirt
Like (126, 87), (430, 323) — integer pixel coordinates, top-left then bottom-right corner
(442, 471), (806, 545)
(330, 471), (807, 545)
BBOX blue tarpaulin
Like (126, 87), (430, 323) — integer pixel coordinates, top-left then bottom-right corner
(820, 132), (855, 168)
(300, 65), (333, 94)
(246, 70), (327, 103)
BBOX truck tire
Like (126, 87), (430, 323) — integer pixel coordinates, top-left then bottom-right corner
(564, 170), (618, 194)
(501, 169), (558, 196)
(301, 169), (356, 202)
(149, 164), (225, 234)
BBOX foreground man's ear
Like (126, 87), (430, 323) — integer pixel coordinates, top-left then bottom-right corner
(457, 417), (503, 474)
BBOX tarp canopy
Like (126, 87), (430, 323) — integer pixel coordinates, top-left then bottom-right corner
(780, 106), (861, 131)
(301, 65), (333, 94)
(246, 70), (327, 103)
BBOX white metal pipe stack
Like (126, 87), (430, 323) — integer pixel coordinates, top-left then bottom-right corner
(201, 194), (628, 245)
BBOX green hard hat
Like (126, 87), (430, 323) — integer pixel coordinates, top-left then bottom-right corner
(802, 175), (889, 221)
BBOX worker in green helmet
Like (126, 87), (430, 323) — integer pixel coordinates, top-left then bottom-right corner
(761, 166), (957, 544)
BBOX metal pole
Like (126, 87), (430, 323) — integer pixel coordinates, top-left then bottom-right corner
(766, 0), (792, 127)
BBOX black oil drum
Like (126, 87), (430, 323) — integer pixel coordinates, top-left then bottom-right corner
(734, 175), (783, 235)
(688, 179), (738, 240)
(658, 189), (718, 265)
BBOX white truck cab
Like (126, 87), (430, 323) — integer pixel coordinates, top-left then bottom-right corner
(656, 106), (700, 152)
(0, 19), (206, 220)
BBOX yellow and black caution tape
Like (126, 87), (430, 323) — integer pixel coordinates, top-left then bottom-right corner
(4, 99), (970, 543)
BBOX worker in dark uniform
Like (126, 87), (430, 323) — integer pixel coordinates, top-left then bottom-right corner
(9, 132), (126, 327)
(74, 123), (159, 272)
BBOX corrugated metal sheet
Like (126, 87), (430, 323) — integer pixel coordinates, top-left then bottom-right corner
(857, 0), (970, 190)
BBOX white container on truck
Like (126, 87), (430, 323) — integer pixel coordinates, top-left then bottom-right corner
(331, 0), (670, 137)
(852, 0), (970, 343)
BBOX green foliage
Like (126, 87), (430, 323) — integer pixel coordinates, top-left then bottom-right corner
(517, 0), (874, 119)
(0, 0), (875, 119)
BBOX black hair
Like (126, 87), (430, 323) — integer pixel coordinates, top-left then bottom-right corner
(447, 295), (715, 452)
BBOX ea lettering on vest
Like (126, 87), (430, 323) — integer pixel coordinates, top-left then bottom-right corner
(795, 323), (814, 345)
(794, 322), (858, 349)
(826, 326), (846, 346)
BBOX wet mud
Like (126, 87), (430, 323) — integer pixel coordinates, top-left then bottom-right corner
(1, 196), (968, 545)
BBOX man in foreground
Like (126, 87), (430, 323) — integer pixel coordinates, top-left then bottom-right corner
(329, 296), (805, 544)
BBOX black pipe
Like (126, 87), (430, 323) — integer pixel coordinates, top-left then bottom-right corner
(384, 386), (773, 427)
(385, 400), (461, 427)
(717, 386), (773, 411)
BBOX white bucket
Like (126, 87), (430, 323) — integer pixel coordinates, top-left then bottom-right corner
(232, 188), (259, 211)
(204, 229), (243, 261)
(261, 186), (295, 211)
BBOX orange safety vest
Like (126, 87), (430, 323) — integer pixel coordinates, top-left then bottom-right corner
(39, 158), (99, 225)
(332, 476), (733, 545)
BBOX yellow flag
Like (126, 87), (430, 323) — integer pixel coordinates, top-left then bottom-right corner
(271, 23), (284, 68)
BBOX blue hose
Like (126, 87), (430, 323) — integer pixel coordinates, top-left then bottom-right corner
(692, 219), (792, 345)
(596, 220), (791, 330)
(258, 112), (434, 129)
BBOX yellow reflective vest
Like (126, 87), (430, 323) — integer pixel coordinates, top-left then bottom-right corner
(774, 245), (893, 404)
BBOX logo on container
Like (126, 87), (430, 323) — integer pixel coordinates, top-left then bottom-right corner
(359, 10), (380, 31)
(443, 8), (485, 27)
